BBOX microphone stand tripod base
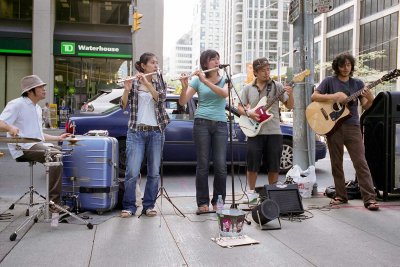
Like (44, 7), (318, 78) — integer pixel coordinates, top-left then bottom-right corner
(196, 210), (216, 215)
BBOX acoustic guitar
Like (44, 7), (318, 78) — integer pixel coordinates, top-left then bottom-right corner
(305, 69), (400, 136)
(239, 70), (310, 137)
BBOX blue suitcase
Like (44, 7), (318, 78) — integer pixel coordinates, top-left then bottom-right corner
(62, 136), (119, 214)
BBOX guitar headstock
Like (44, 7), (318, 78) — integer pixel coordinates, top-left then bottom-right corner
(292, 69), (311, 83)
(381, 69), (400, 82)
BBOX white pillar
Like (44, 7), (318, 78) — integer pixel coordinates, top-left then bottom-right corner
(32, 0), (55, 105)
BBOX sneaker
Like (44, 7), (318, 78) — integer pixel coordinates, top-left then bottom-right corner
(145, 208), (157, 217)
(244, 191), (259, 204)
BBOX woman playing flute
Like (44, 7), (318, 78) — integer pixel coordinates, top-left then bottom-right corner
(119, 52), (170, 218)
(178, 49), (228, 213)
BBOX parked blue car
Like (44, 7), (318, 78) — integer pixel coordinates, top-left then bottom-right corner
(65, 95), (326, 175)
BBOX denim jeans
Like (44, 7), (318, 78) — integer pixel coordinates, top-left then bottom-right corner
(193, 118), (228, 207)
(122, 129), (164, 214)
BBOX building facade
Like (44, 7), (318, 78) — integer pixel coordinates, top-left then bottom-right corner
(314, 0), (399, 89)
(191, 0), (225, 68)
(0, 0), (163, 113)
(168, 32), (193, 77)
(223, 0), (291, 75)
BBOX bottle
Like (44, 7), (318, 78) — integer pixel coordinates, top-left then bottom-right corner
(51, 213), (59, 228)
(216, 195), (224, 214)
(312, 182), (318, 196)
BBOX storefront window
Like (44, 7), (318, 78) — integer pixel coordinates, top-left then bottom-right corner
(54, 57), (131, 112)
(0, 0), (33, 20)
(56, 0), (130, 25)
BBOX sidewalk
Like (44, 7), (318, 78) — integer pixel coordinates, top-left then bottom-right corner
(1, 144), (400, 266)
(1, 184), (399, 266)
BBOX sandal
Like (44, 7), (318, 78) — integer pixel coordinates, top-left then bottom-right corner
(120, 210), (133, 218)
(364, 201), (379, 211)
(197, 204), (209, 213)
(145, 208), (157, 217)
(329, 197), (348, 206)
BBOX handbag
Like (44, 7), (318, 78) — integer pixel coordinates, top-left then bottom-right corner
(324, 180), (361, 200)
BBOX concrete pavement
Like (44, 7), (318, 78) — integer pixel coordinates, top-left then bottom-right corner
(1, 133), (400, 266)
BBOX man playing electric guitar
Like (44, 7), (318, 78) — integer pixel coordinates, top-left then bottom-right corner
(237, 58), (293, 203)
(311, 52), (379, 211)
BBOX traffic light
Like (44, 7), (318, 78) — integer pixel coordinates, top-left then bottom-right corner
(133, 11), (143, 32)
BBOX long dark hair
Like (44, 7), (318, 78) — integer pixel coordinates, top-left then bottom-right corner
(332, 53), (355, 77)
(199, 49), (220, 78)
(135, 52), (156, 73)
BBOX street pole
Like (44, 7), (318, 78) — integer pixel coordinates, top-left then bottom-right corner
(131, 0), (137, 75)
(292, 0), (315, 169)
(278, 46), (281, 83)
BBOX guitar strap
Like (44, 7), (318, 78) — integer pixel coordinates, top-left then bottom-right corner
(264, 81), (275, 106)
(257, 80), (273, 95)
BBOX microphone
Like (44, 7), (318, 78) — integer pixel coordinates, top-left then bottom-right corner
(219, 64), (230, 69)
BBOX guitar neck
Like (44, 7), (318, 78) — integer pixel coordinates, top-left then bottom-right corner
(345, 78), (383, 103)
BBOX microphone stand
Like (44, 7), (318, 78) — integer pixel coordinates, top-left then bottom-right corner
(221, 66), (251, 225)
(152, 71), (185, 219)
(222, 66), (237, 209)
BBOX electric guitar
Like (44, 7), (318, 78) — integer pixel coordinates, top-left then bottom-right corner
(239, 69), (310, 137)
(305, 69), (400, 136)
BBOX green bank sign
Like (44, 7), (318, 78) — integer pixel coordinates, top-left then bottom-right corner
(0, 38), (32, 54)
(55, 41), (132, 58)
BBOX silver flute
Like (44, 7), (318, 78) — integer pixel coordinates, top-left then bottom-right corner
(117, 69), (161, 83)
(171, 67), (220, 81)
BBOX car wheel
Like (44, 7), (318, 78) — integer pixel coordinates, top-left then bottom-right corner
(118, 139), (126, 177)
(280, 138), (293, 174)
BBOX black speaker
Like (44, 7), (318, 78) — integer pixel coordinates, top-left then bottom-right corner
(264, 184), (304, 215)
(361, 91), (400, 199)
(252, 199), (280, 225)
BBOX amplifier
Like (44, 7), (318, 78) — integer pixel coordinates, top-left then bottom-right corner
(258, 184), (304, 215)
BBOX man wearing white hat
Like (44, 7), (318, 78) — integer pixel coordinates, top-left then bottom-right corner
(0, 75), (71, 212)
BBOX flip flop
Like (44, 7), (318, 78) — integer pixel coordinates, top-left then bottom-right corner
(329, 197), (348, 206)
(364, 201), (379, 211)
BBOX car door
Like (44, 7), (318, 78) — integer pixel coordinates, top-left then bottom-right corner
(163, 98), (197, 164)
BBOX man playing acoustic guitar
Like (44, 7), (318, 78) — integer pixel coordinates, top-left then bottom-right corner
(311, 52), (379, 211)
(238, 58), (293, 203)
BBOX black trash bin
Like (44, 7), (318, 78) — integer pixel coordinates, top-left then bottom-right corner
(361, 91), (400, 200)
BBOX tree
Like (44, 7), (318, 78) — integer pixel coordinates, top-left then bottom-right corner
(315, 51), (393, 94)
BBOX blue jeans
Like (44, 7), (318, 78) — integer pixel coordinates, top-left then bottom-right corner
(122, 129), (164, 214)
(193, 118), (228, 207)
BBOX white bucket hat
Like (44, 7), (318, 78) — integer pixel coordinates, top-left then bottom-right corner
(20, 75), (47, 95)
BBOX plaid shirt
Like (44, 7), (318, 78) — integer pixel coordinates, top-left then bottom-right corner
(120, 77), (170, 131)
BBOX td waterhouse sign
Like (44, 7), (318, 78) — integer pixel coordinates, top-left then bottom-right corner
(54, 41), (132, 58)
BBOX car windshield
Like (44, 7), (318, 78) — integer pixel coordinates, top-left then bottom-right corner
(86, 90), (111, 103)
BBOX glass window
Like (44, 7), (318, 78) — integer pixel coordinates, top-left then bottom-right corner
(327, 6), (353, 33)
(361, 0), (398, 18)
(314, 22), (321, 37)
(326, 30), (353, 61)
(0, 0), (32, 19)
(359, 13), (398, 71)
(54, 57), (132, 111)
(56, 0), (130, 25)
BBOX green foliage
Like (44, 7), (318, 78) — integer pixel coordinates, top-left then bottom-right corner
(315, 50), (394, 93)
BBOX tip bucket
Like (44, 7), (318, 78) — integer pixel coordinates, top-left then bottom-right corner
(217, 209), (246, 237)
